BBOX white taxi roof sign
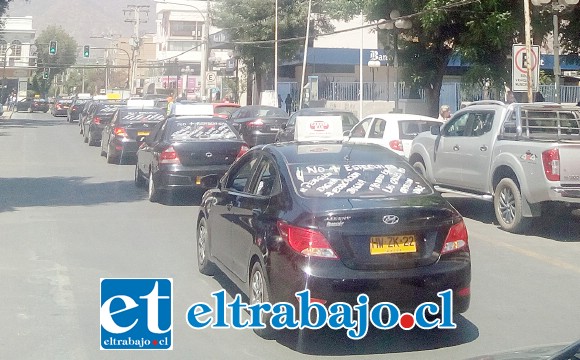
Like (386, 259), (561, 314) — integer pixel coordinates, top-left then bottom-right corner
(173, 103), (214, 116)
(77, 93), (92, 99)
(294, 115), (344, 142)
(127, 99), (155, 108)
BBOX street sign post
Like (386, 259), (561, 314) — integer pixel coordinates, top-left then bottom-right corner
(206, 71), (217, 88)
(512, 44), (540, 92)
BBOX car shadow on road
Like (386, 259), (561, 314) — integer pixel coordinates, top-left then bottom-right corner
(210, 268), (479, 356)
(0, 117), (65, 129)
(444, 196), (497, 225)
(445, 196), (580, 242)
(158, 189), (205, 207)
(0, 176), (147, 212)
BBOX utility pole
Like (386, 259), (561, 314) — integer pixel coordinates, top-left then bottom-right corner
(523, 0), (534, 102)
(124, 5), (150, 94)
(200, 0), (210, 101)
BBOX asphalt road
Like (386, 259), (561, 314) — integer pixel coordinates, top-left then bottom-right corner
(0, 111), (579, 360)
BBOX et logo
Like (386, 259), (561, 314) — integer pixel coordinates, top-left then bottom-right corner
(100, 278), (173, 350)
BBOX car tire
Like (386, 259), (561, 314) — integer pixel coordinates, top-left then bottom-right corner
(134, 165), (146, 188)
(148, 171), (161, 202)
(83, 133), (89, 143)
(88, 131), (98, 146)
(250, 261), (276, 339)
(494, 178), (531, 233)
(413, 161), (427, 178)
(106, 149), (117, 164)
(197, 217), (216, 276)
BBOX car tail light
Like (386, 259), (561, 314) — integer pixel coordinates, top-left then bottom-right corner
(389, 139), (403, 152)
(93, 116), (101, 125)
(542, 148), (560, 181)
(160, 146), (180, 165)
(236, 144), (249, 160)
(277, 221), (337, 259)
(114, 127), (128, 137)
(441, 220), (468, 254)
(247, 119), (264, 128)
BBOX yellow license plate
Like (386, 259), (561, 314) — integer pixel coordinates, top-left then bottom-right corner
(370, 235), (416, 255)
(137, 131), (150, 136)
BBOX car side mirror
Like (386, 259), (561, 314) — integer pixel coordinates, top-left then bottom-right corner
(281, 123), (287, 130)
(430, 125), (441, 136)
(343, 130), (350, 136)
(199, 174), (219, 189)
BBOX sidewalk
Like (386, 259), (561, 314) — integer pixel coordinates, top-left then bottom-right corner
(1, 105), (14, 120)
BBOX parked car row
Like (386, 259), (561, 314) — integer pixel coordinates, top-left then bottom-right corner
(62, 98), (471, 340)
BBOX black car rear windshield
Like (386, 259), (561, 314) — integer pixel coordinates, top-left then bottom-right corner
(119, 110), (165, 124)
(167, 120), (238, 141)
(214, 105), (239, 116)
(289, 163), (431, 198)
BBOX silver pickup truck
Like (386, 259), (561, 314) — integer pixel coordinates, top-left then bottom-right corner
(410, 101), (580, 233)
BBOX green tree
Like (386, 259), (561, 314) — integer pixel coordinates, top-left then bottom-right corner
(212, 0), (332, 102)
(34, 25), (78, 94)
(326, 0), (552, 115)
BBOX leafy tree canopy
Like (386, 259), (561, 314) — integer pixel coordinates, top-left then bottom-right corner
(35, 25), (78, 81)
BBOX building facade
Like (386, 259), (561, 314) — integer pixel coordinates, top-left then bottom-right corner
(0, 16), (36, 101)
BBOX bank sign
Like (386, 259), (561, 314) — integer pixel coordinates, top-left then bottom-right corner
(512, 44), (540, 92)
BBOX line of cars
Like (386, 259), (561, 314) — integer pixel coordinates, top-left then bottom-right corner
(63, 98), (471, 339)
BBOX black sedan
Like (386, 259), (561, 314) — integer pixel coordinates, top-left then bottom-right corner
(67, 98), (90, 123)
(100, 107), (166, 164)
(196, 142), (471, 336)
(15, 98), (49, 113)
(52, 99), (72, 117)
(83, 102), (126, 146)
(135, 117), (249, 202)
(276, 108), (359, 142)
(228, 105), (289, 147)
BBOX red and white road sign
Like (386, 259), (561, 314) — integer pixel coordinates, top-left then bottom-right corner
(512, 44), (540, 92)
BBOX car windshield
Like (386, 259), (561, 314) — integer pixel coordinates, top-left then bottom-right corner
(250, 107), (287, 117)
(214, 105), (239, 115)
(289, 162), (431, 198)
(166, 120), (238, 141)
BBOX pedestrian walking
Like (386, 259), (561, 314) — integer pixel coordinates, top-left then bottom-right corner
(285, 94), (292, 114)
(278, 94), (283, 108)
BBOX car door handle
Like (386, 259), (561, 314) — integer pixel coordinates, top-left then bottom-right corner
(226, 202), (233, 211)
(480, 145), (488, 152)
(453, 145), (460, 151)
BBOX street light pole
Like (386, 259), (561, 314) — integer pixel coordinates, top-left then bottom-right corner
(531, 0), (579, 103)
(378, 11), (411, 113)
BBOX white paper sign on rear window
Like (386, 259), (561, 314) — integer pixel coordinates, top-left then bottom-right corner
(174, 104), (214, 116)
(294, 116), (344, 142)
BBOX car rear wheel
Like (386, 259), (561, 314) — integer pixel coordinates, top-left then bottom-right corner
(413, 161), (427, 178)
(250, 262), (276, 339)
(197, 217), (215, 275)
(148, 171), (161, 202)
(134, 165), (146, 187)
(494, 178), (530, 233)
(106, 149), (117, 164)
(88, 131), (98, 146)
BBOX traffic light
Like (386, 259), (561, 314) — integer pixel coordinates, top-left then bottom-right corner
(42, 68), (49, 80)
(83, 45), (90, 58)
(49, 40), (57, 55)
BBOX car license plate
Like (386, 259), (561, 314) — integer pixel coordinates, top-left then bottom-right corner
(270, 127), (279, 131)
(138, 131), (150, 136)
(370, 235), (416, 255)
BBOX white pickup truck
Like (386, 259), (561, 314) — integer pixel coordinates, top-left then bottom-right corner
(410, 101), (580, 233)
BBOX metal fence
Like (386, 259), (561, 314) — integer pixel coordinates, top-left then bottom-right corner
(539, 85), (580, 103)
(318, 82), (420, 102)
